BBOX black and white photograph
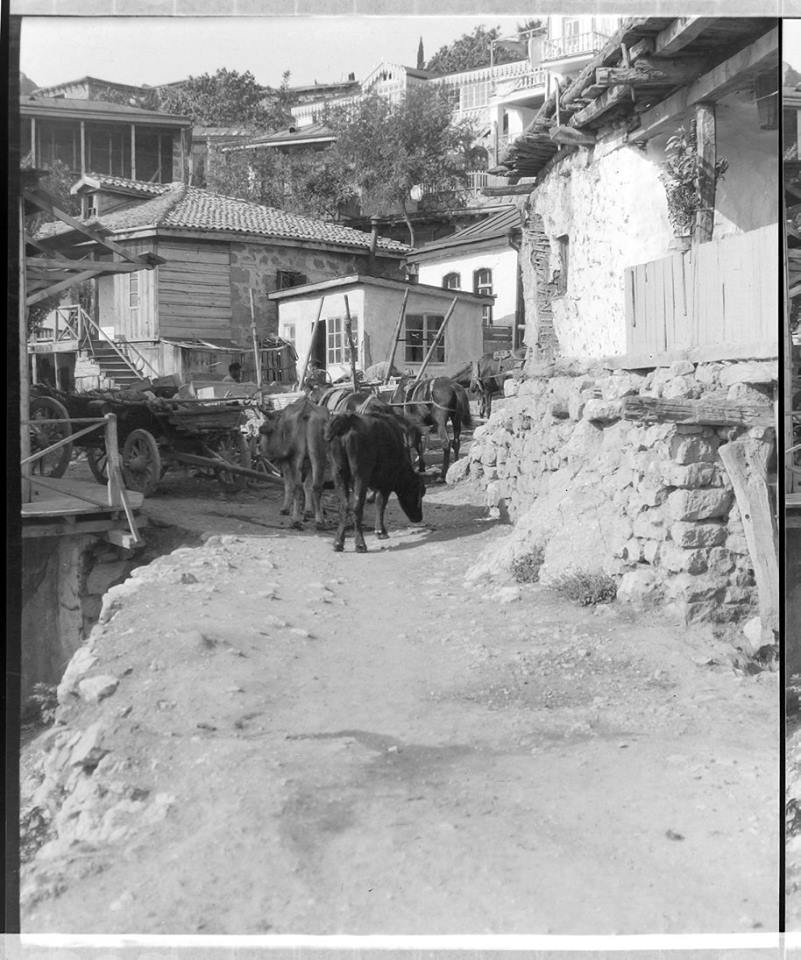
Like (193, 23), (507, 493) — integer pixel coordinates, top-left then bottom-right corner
(7, 5), (785, 944)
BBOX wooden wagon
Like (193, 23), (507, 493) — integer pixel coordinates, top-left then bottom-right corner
(29, 385), (282, 496)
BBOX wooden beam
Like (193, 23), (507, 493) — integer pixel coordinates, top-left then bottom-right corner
(560, 17), (652, 109)
(654, 17), (718, 56)
(597, 55), (708, 89)
(694, 102), (716, 243)
(620, 395), (775, 428)
(628, 37), (655, 60)
(634, 26), (779, 140)
(26, 268), (108, 306)
(549, 125), (597, 146)
(570, 85), (633, 129)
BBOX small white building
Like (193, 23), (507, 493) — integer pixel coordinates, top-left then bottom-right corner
(268, 275), (491, 381)
(406, 206), (523, 353)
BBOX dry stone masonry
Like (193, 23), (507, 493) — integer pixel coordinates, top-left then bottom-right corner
(456, 358), (776, 629)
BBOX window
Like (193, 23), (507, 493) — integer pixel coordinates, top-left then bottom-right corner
(326, 315), (359, 365)
(473, 268), (493, 325)
(442, 272), (461, 290)
(276, 269), (308, 290)
(460, 82), (489, 111)
(556, 235), (569, 295)
(405, 313), (445, 364)
(129, 273), (140, 309)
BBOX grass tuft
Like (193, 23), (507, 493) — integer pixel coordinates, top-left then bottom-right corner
(551, 570), (617, 606)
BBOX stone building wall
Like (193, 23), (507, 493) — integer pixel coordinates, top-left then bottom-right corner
(228, 243), (404, 345)
(454, 358), (776, 626)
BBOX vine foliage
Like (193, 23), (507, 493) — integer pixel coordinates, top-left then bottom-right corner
(659, 121), (729, 238)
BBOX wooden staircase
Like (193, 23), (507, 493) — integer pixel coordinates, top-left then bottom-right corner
(88, 339), (149, 389)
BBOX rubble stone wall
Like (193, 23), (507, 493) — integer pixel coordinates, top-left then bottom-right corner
(454, 358), (776, 625)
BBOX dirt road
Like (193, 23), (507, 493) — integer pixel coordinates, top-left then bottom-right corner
(21, 468), (778, 934)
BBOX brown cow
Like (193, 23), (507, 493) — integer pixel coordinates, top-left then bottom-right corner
(326, 411), (425, 553)
(259, 397), (330, 529)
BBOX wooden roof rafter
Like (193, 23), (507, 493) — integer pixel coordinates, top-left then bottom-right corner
(24, 184), (166, 307)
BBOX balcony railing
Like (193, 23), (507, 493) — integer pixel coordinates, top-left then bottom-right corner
(542, 31), (609, 61)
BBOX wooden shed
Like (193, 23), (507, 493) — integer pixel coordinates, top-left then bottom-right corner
(268, 275), (492, 381)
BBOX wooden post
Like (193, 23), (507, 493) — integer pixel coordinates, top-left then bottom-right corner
(296, 296), (326, 390)
(383, 287), (409, 383)
(19, 192), (31, 503)
(718, 437), (779, 640)
(131, 123), (136, 180)
(105, 413), (123, 507)
(80, 120), (85, 176)
(412, 296), (458, 387)
(694, 101), (716, 244)
(249, 289), (262, 389)
(343, 295), (359, 393)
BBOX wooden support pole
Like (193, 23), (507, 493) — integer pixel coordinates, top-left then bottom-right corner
(383, 287), (409, 384)
(412, 297), (458, 387)
(105, 413), (123, 508)
(249, 289), (262, 389)
(19, 193), (31, 503)
(718, 438), (779, 640)
(296, 296), (325, 390)
(694, 101), (716, 244)
(343, 295), (359, 393)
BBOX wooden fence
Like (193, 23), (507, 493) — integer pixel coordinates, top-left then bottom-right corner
(624, 224), (778, 362)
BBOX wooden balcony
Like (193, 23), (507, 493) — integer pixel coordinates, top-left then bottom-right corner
(542, 31), (609, 62)
(623, 224), (778, 364)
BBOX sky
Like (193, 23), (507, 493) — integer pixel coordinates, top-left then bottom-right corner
(19, 16), (529, 90)
(787, 18), (801, 72)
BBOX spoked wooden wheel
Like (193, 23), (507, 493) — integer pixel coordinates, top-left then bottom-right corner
(29, 396), (73, 478)
(211, 432), (251, 492)
(121, 428), (162, 495)
(86, 445), (109, 484)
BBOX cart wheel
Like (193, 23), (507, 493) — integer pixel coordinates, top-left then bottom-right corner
(122, 428), (162, 495)
(213, 433), (251, 492)
(86, 445), (108, 484)
(29, 396), (72, 478)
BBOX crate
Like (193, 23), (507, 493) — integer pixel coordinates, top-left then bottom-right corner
(266, 391), (306, 411)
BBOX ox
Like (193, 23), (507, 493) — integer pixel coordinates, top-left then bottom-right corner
(326, 411), (426, 553)
(259, 397), (329, 529)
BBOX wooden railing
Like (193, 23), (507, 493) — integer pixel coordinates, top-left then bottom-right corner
(32, 304), (83, 343)
(624, 225), (779, 362)
(20, 412), (142, 544)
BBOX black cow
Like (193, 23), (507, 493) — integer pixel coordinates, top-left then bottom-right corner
(325, 411), (426, 553)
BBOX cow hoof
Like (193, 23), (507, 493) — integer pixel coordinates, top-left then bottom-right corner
(376, 532), (389, 540)
(356, 543), (368, 553)
(333, 542), (344, 552)
(290, 520), (303, 530)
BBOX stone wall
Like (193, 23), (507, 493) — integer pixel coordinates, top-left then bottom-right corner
(228, 243), (404, 345)
(454, 358), (776, 627)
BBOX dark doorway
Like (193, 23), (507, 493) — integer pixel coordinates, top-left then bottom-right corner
(311, 318), (327, 370)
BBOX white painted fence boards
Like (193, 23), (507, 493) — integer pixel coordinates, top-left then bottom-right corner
(624, 225), (777, 361)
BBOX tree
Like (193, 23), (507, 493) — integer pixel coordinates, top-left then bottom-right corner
(158, 68), (285, 128)
(416, 37), (425, 71)
(326, 85), (476, 246)
(425, 25), (520, 75)
(20, 72), (38, 95)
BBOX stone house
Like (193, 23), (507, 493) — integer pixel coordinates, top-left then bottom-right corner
(406, 206), (524, 354)
(33, 174), (408, 386)
(457, 16), (779, 639)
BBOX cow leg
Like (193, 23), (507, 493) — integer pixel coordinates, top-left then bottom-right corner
(279, 467), (293, 515)
(289, 455), (305, 529)
(374, 490), (389, 539)
(482, 390), (492, 419)
(332, 472), (348, 552)
(451, 414), (462, 462)
(437, 419), (452, 480)
(352, 478), (368, 553)
(311, 461), (326, 530)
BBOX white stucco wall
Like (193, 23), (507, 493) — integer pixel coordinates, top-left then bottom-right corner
(416, 246), (518, 327)
(276, 284), (485, 380)
(533, 145), (673, 359)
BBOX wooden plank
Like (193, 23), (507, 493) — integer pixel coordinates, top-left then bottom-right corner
(694, 102), (716, 243)
(621, 395), (774, 427)
(157, 245), (230, 265)
(570, 84), (633, 129)
(597, 56), (708, 89)
(718, 438), (778, 638)
(634, 26), (778, 140)
(654, 18), (719, 56)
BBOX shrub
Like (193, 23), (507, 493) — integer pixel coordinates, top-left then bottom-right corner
(511, 548), (544, 584)
(551, 570), (617, 606)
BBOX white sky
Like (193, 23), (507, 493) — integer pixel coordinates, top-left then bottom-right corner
(19, 16), (529, 90)
(786, 18), (801, 72)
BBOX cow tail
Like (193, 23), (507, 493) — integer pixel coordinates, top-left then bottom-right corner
(458, 386), (473, 428)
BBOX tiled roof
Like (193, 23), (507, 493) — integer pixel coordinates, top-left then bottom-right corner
(73, 174), (171, 197)
(38, 180), (411, 255)
(19, 96), (190, 124)
(232, 122), (336, 149)
(408, 206), (521, 258)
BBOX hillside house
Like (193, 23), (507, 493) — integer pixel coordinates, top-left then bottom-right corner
(32, 175), (408, 387)
(20, 95), (192, 184)
(493, 16), (778, 364)
(269, 275), (490, 382)
(406, 206), (524, 353)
